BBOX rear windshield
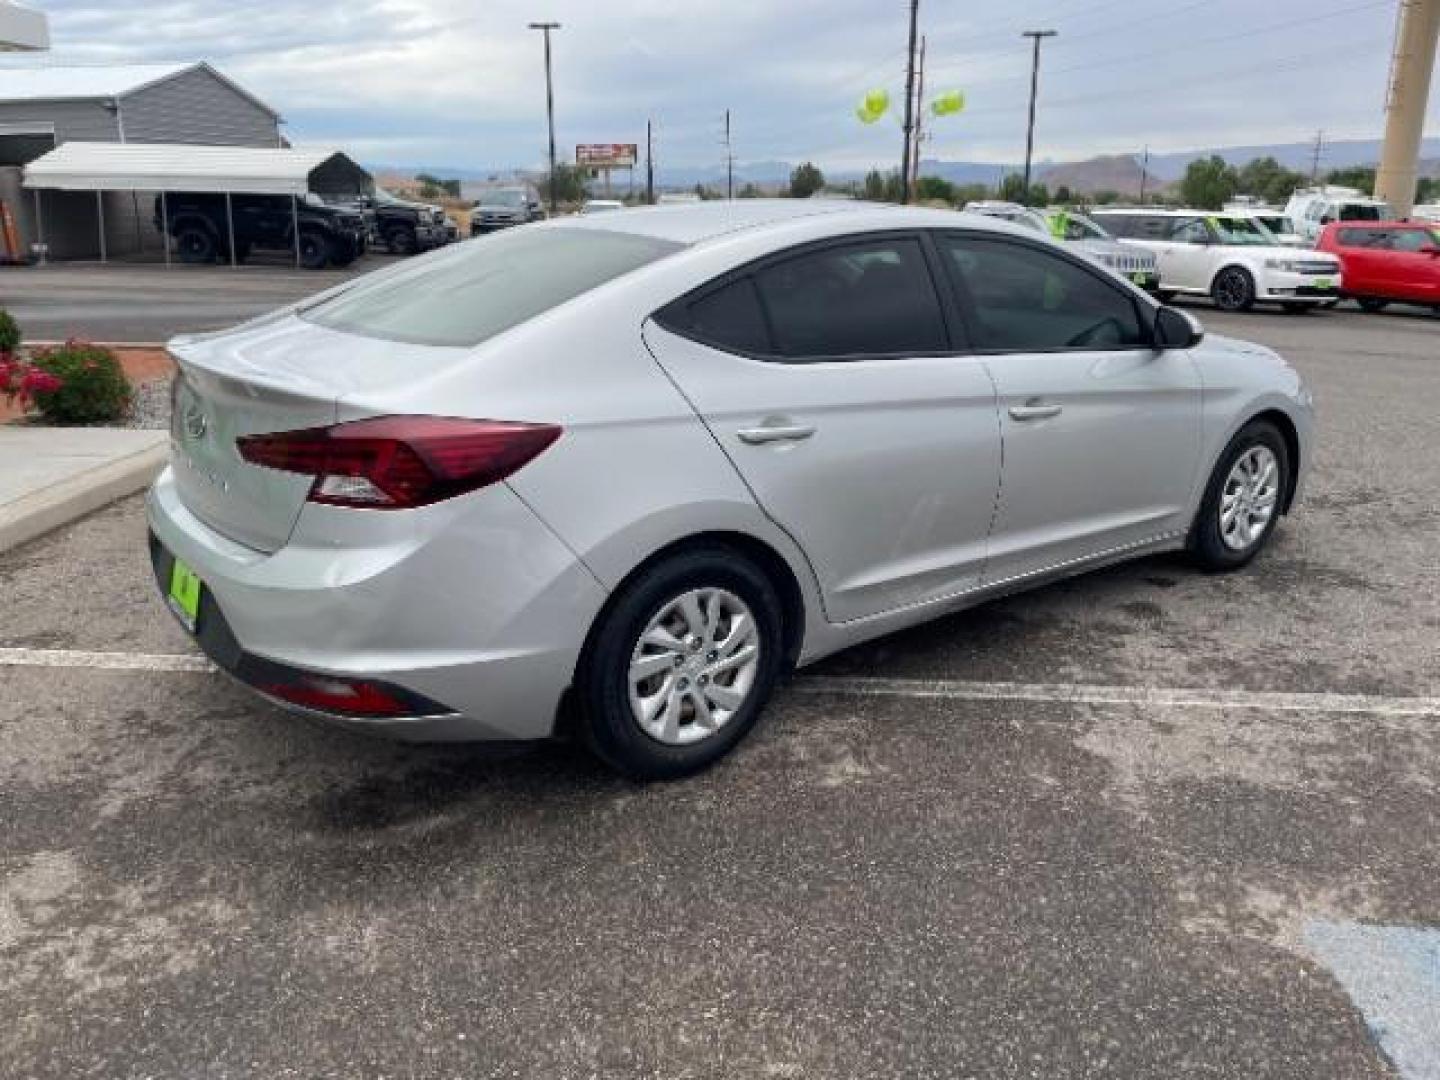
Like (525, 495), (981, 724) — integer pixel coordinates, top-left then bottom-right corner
(302, 227), (682, 346)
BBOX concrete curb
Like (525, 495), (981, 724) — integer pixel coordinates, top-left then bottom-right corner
(0, 439), (168, 554)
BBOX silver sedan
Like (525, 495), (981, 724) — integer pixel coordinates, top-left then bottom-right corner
(147, 201), (1313, 779)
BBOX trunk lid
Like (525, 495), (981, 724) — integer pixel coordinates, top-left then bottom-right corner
(167, 314), (469, 552)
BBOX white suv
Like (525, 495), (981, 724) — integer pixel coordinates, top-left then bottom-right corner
(1092, 209), (1342, 312)
(1283, 186), (1393, 242)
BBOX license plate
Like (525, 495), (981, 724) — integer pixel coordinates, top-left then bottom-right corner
(1131, 272), (1150, 284)
(167, 557), (203, 631)
(1312, 277), (1333, 290)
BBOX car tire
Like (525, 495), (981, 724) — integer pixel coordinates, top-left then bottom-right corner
(386, 227), (417, 255)
(297, 230), (330, 270)
(328, 237), (357, 268)
(1357, 297), (1389, 313)
(1188, 419), (1290, 572)
(576, 546), (785, 781)
(175, 226), (216, 265)
(1211, 266), (1256, 312)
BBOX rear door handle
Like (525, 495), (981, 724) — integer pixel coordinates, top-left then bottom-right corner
(1008, 402), (1063, 422)
(736, 423), (816, 445)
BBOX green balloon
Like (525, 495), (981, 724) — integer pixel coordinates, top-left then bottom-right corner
(930, 89), (965, 117)
(863, 88), (890, 115)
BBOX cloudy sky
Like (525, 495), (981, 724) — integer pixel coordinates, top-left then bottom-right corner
(20, 0), (1436, 172)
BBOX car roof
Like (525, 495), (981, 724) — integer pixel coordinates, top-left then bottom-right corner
(548, 198), (1032, 246)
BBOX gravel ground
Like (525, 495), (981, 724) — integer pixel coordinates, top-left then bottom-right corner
(122, 377), (172, 430)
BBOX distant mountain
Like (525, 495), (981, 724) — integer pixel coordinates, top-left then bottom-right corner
(368, 137), (1440, 196)
(1039, 154), (1162, 196)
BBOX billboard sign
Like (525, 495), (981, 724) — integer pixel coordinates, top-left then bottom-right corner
(576, 143), (638, 168)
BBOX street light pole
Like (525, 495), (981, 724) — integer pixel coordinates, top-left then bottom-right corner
(528, 21), (561, 214)
(1021, 29), (1056, 202)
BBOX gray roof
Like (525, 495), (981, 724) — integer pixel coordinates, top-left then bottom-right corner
(0, 60), (281, 118)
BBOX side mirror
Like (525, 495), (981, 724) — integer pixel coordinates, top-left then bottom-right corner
(1154, 306), (1204, 350)
(1423, 245), (1440, 257)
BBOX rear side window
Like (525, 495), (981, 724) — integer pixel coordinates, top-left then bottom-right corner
(1337, 227), (1384, 248)
(751, 237), (948, 359)
(940, 235), (1148, 352)
(682, 277), (771, 354)
(303, 227), (681, 346)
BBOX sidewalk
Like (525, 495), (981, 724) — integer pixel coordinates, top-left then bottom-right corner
(0, 427), (168, 553)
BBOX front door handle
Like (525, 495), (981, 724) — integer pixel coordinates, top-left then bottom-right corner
(737, 423), (817, 445)
(1008, 402), (1063, 422)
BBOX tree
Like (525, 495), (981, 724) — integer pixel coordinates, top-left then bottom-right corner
(1326, 166), (1376, 194)
(1180, 155), (1239, 209)
(915, 175), (956, 204)
(414, 173), (460, 199)
(1053, 184), (1074, 205)
(738, 182), (762, 199)
(862, 168), (904, 203)
(789, 162), (825, 199)
(952, 183), (990, 206)
(1237, 157), (1306, 205)
(541, 164), (587, 205)
(997, 174), (1047, 206)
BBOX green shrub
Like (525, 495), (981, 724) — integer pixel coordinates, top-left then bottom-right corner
(0, 309), (19, 353)
(29, 342), (132, 424)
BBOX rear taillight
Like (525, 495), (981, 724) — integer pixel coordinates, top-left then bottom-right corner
(256, 670), (452, 718)
(236, 416), (561, 509)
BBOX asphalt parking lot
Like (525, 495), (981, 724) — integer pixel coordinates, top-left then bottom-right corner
(2, 306), (1438, 1077)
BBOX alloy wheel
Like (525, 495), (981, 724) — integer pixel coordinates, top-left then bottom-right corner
(627, 587), (761, 746)
(1219, 445), (1280, 552)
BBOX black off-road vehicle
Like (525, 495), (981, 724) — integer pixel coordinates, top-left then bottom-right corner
(323, 188), (452, 255)
(154, 193), (367, 270)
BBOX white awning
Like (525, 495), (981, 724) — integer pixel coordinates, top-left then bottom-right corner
(23, 142), (371, 196)
(0, 2), (48, 51)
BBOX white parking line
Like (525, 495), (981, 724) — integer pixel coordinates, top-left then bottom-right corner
(791, 676), (1440, 718)
(2, 648), (1437, 718)
(0, 647), (212, 673)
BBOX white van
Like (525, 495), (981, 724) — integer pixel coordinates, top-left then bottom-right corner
(1283, 186), (1394, 242)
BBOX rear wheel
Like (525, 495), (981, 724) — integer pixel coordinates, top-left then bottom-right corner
(1189, 419), (1290, 571)
(576, 547), (784, 780)
(1211, 266), (1256, 312)
(1357, 297), (1389, 313)
(175, 226), (216, 264)
(386, 227), (417, 255)
(297, 230), (330, 270)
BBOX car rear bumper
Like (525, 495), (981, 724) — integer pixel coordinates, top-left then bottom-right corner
(145, 465), (608, 742)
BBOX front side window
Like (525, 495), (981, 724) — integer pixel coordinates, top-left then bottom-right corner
(1389, 228), (1436, 252)
(940, 235), (1148, 352)
(303, 227), (681, 347)
(750, 237), (948, 359)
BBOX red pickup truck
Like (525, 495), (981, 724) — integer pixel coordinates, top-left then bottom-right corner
(1315, 220), (1440, 313)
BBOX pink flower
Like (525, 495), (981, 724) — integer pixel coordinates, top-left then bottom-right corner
(21, 370), (62, 395)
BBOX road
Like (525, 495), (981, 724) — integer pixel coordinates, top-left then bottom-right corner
(1, 308), (1438, 1077)
(0, 257), (401, 342)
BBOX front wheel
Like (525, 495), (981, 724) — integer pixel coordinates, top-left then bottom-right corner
(297, 230), (330, 270)
(1211, 267), (1256, 312)
(1189, 420), (1290, 571)
(386, 227), (417, 255)
(175, 226), (216, 265)
(576, 547), (785, 780)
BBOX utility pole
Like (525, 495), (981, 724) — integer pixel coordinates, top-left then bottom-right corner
(724, 109), (734, 199)
(1309, 129), (1325, 185)
(900, 0), (920, 204)
(646, 120), (655, 205)
(1021, 29), (1057, 202)
(1375, 0), (1439, 218)
(1138, 145), (1149, 202)
(910, 35), (927, 197)
(528, 21), (561, 214)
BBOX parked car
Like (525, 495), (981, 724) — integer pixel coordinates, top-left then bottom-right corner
(469, 186), (543, 235)
(326, 189), (450, 255)
(1223, 204), (1307, 248)
(148, 201), (1311, 779)
(155, 192), (366, 270)
(962, 201), (1160, 290)
(1411, 203), (1440, 224)
(1092, 208), (1342, 312)
(581, 199), (626, 214)
(1283, 186), (1394, 242)
(1315, 219), (1440, 312)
